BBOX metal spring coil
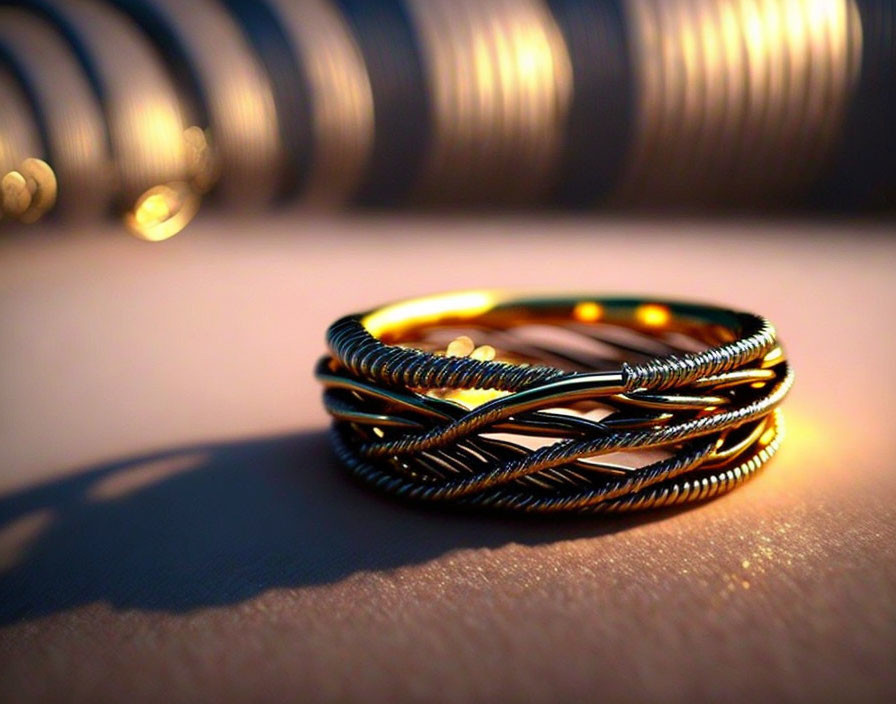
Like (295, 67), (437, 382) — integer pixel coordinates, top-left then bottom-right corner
(1, 0), (889, 224)
(0, 64), (41, 179)
(612, 0), (861, 207)
(260, 0), (375, 206)
(404, 0), (573, 205)
(0, 8), (109, 218)
(9, 0), (189, 207)
(318, 294), (792, 514)
(111, 0), (283, 206)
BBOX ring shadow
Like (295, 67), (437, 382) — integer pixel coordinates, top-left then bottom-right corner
(0, 429), (685, 625)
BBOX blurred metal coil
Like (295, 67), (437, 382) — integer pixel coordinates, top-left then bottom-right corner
(336, 0), (429, 204)
(5, 0), (189, 207)
(404, 0), (573, 205)
(614, 0), (862, 207)
(318, 294), (792, 514)
(0, 65), (41, 181)
(0, 0), (891, 225)
(0, 8), (109, 217)
(548, 0), (633, 205)
(814, 0), (896, 208)
(259, 0), (374, 205)
(112, 0), (283, 206)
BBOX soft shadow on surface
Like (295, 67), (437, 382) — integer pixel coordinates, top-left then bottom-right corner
(0, 431), (682, 624)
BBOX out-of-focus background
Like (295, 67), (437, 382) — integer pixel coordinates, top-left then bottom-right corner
(0, 2), (894, 703)
(0, 0), (893, 233)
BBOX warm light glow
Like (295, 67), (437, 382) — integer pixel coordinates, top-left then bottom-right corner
(182, 126), (218, 194)
(635, 303), (671, 327)
(1, 158), (58, 223)
(88, 452), (207, 501)
(759, 426), (777, 447)
(135, 193), (170, 227)
(1, 170), (30, 217)
(428, 334), (505, 408)
(362, 291), (498, 339)
(125, 182), (199, 242)
(446, 336), (476, 358)
(573, 301), (604, 323)
(762, 346), (785, 368)
(470, 344), (496, 361)
(442, 387), (510, 410)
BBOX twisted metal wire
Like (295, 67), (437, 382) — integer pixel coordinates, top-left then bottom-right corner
(317, 295), (792, 514)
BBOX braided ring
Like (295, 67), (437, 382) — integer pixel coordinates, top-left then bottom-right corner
(317, 292), (792, 514)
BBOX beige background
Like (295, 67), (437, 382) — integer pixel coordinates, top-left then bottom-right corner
(0, 214), (894, 702)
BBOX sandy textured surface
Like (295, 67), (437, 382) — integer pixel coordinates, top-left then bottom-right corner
(0, 214), (894, 702)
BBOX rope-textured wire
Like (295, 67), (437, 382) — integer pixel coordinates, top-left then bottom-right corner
(317, 293), (792, 514)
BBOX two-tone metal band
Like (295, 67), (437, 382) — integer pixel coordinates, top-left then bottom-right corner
(317, 292), (792, 514)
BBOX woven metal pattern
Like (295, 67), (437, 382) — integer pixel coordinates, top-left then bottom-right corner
(318, 294), (792, 514)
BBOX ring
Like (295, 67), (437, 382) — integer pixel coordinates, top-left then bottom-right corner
(316, 292), (793, 514)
